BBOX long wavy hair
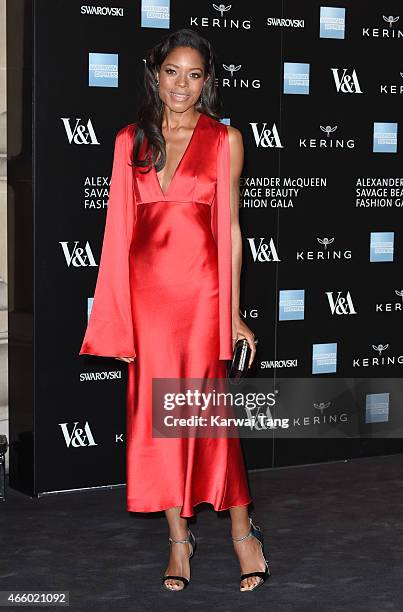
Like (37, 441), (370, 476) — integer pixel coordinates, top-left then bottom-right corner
(131, 28), (223, 174)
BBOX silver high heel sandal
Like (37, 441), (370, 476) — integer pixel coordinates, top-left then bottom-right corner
(162, 528), (197, 591)
(232, 517), (271, 592)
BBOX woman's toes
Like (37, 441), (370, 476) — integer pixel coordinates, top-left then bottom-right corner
(240, 576), (262, 590)
(165, 579), (183, 590)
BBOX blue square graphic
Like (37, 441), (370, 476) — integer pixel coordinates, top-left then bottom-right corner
(89, 53), (118, 88)
(312, 342), (337, 374)
(87, 297), (94, 322)
(370, 232), (394, 262)
(373, 122), (398, 153)
(141, 0), (170, 28)
(284, 63), (310, 95)
(320, 7), (346, 39)
(279, 289), (305, 321)
(365, 393), (389, 423)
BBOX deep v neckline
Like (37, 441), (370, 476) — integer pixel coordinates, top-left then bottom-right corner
(154, 112), (203, 198)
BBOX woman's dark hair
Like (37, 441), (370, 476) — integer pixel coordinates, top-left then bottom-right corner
(131, 28), (222, 173)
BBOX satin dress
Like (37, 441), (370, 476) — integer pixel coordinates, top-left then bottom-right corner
(79, 112), (252, 517)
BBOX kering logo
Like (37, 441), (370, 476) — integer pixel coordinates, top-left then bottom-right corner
(376, 289), (403, 313)
(362, 15), (403, 39)
(379, 72), (403, 94)
(247, 237), (280, 262)
(353, 344), (403, 367)
(60, 241), (97, 267)
(331, 68), (363, 93)
(313, 401), (331, 415)
(296, 237), (352, 261)
(239, 308), (259, 319)
(59, 421), (97, 447)
(299, 125), (355, 149)
(219, 64), (261, 88)
(190, 4), (251, 29)
(61, 118), (100, 145)
(81, 5), (124, 17)
(326, 291), (357, 315)
(214, 3), (231, 17)
(250, 123), (283, 148)
(292, 413), (348, 427)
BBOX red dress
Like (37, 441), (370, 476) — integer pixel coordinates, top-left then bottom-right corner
(79, 112), (252, 517)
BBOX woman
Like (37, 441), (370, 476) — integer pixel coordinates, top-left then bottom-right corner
(79, 28), (270, 592)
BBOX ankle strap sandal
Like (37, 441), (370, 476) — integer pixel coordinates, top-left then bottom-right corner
(232, 517), (271, 591)
(162, 528), (197, 591)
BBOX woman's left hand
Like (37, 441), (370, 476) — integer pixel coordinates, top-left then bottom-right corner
(232, 316), (257, 368)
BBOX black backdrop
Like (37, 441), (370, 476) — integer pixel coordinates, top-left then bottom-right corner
(7, 0), (403, 497)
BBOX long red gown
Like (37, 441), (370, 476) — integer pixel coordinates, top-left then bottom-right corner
(79, 112), (252, 517)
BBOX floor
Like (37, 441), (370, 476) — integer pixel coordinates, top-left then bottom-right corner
(1, 453), (403, 611)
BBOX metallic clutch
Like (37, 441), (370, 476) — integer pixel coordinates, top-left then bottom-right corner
(228, 337), (257, 381)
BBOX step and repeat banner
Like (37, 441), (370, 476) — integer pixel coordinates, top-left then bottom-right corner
(9, 0), (403, 495)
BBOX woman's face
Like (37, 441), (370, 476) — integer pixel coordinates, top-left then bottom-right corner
(157, 46), (208, 113)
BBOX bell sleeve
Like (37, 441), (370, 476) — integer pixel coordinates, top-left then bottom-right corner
(211, 123), (233, 361)
(79, 124), (137, 358)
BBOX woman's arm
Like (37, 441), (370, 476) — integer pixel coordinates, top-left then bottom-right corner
(78, 125), (136, 362)
(227, 125), (256, 368)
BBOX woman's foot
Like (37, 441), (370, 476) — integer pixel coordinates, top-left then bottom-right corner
(163, 531), (194, 591)
(232, 526), (268, 591)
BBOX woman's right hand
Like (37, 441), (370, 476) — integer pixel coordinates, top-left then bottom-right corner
(115, 357), (135, 363)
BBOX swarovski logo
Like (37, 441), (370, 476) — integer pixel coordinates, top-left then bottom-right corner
(59, 421), (97, 447)
(331, 68), (363, 93)
(261, 359), (298, 369)
(326, 291), (357, 315)
(266, 17), (304, 28)
(61, 118), (100, 145)
(250, 123), (283, 148)
(60, 241), (97, 267)
(79, 370), (123, 382)
(81, 5), (124, 17)
(247, 238), (280, 262)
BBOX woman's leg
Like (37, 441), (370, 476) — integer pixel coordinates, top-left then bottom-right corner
(163, 506), (194, 591)
(229, 505), (268, 591)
